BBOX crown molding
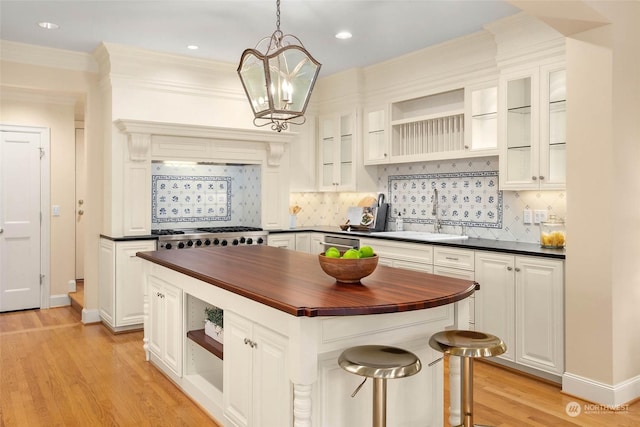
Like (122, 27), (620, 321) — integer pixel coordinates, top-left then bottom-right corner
(0, 40), (98, 72)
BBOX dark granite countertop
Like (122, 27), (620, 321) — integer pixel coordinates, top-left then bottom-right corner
(269, 226), (565, 259)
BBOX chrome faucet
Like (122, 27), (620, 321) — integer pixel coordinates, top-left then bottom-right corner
(432, 189), (442, 233)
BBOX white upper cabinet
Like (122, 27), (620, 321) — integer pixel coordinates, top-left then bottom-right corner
(318, 109), (376, 192)
(464, 82), (499, 154)
(389, 89), (466, 162)
(363, 84), (498, 166)
(499, 63), (566, 190)
(363, 105), (389, 165)
(318, 111), (355, 191)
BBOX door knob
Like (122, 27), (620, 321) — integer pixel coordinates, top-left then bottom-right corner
(78, 210), (84, 215)
(78, 199), (84, 205)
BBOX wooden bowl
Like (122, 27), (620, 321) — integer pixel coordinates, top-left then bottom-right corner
(318, 253), (378, 284)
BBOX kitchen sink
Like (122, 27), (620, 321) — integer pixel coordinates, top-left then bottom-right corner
(370, 231), (469, 241)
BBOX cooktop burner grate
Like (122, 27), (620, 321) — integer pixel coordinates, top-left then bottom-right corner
(151, 229), (186, 235)
(196, 226), (263, 233)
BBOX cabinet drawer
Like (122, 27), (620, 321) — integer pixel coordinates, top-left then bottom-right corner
(361, 238), (433, 264)
(433, 247), (474, 270)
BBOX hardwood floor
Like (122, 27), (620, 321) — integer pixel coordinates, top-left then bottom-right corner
(0, 307), (221, 427)
(1, 307), (638, 426)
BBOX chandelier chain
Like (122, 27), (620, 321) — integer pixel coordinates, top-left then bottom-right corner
(276, 0), (281, 32)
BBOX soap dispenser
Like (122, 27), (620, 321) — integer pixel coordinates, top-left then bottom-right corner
(396, 213), (404, 231)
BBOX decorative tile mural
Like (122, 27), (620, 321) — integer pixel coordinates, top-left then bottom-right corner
(151, 162), (261, 228)
(388, 171), (502, 228)
(152, 175), (231, 223)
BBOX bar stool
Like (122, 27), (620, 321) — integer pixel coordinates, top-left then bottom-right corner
(338, 345), (422, 427)
(429, 330), (506, 427)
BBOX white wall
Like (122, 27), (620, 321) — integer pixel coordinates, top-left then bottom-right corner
(513, 0), (640, 405)
(0, 67), (81, 300)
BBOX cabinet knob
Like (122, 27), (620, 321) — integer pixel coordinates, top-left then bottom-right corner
(464, 145), (469, 149)
(384, 153), (388, 157)
(507, 266), (513, 271)
(515, 267), (521, 272)
(539, 176), (545, 180)
(532, 176), (538, 181)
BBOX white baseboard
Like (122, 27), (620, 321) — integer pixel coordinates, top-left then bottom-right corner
(49, 294), (71, 308)
(81, 308), (101, 324)
(563, 371), (640, 406)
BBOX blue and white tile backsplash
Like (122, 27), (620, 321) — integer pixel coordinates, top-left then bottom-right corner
(389, 171), (502, 228)
(290, 156), (567, 244)
(151, 162), (261, 229)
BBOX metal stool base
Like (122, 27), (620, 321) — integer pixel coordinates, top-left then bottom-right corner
(429, 331), (506, 427)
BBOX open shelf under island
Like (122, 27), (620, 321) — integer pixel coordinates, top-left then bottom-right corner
(137, 245), (476, 427)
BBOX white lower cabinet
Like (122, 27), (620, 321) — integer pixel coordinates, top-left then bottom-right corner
(360, 237), (433, 273)
(267, 233), (296, 250)
(148, 277), (183, 377)
(295, 232), (311, 253)
(223, 311), (289, 427)
(474, 251), (564, 376)
(99, 238), (156, 331)
(514, 256), (564, 375)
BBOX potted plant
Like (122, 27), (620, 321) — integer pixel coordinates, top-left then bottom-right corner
(204, 306), (224, 343)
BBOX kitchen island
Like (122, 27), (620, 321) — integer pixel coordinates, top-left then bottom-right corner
(137, 245), (476, 427)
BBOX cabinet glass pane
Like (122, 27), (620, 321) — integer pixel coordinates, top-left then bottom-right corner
(341, 134), (352, 164)
(471, 86), (497, 150)
(548, 143), (566, 182)
(506, 77), (532, 182)
(322, 164), (333, 187)
(507, 147), (531, 182)
(340, 162), (352, 187)
(548, 69), (566, 183)
(366, 110), (386, 160)
(367, 130), (385, 160)
(322, 137), (334, 164)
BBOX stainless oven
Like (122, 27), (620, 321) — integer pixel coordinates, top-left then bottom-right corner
(320, 235), (360, 253)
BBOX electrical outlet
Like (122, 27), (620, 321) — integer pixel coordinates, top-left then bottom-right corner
(523, 209), (532, 224)
(534, 209), (547, 224)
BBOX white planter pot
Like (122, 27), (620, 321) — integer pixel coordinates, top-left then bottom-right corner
(205, 320), (224, 344)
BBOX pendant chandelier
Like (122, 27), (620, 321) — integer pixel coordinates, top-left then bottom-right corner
(237, 0), (321, 132)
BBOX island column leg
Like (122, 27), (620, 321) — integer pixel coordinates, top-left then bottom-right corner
(293, 383), (313, 427)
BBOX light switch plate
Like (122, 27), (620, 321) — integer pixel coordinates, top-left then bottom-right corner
(523, 209), (532, 224)
(52, 205), (61, 216)
(534, 209), (547, 224)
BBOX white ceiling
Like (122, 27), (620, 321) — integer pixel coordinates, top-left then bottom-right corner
(0, 1), (520, 77)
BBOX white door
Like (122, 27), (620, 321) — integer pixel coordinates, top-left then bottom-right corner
(75, 128), (85, 280)
(0, 129), (43, 311)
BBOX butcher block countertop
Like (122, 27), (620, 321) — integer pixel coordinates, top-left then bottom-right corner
(137, 245), (476, 317)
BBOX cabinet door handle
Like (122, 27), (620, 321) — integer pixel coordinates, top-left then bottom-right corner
(515, 267), (521, 272)
(532, 176), (538, 181)
(539, 175), (545, 181)
(445, 256), (459, 261)
(507, 266), (513, 271)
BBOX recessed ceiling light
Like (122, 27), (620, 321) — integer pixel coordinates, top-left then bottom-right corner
(335, 31), (352, 40)
(187, 45), (199, 50)
(38, 22), (60, 30)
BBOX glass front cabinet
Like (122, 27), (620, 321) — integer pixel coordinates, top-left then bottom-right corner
(318, 110), (356, 191)
(499, 63), (566, 190)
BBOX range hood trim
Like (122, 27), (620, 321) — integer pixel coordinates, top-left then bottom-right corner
(115, 119), (295, 166)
